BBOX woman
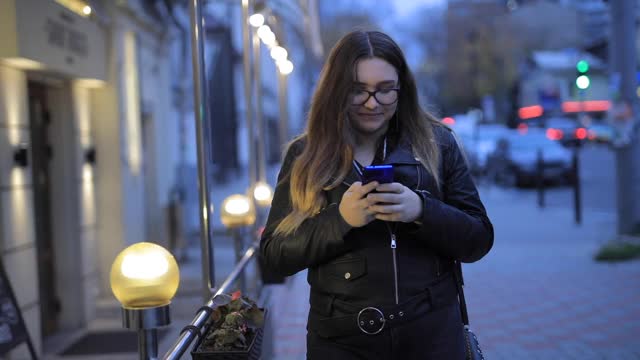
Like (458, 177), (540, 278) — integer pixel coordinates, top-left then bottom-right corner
(260, 30), (494, 359)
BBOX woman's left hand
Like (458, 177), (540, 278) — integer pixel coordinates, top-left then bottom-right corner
(366, 183), (423, 223)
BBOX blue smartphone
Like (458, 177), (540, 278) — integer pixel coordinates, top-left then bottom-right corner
(362, 165), (394, 184)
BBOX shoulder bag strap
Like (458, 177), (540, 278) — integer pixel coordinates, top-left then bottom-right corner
(453, 260), (470, 326)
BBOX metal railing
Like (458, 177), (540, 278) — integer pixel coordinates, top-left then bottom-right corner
(163, 242), (260, 360)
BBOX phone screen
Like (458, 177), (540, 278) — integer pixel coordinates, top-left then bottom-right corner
(362, 165), (394, 184)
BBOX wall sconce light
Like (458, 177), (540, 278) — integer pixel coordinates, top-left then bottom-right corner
(85, 146), (96, 164)
(13, 144), (29, 167)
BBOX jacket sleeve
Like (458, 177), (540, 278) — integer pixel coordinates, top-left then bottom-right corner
(260, 141), (353, 277)
(414, 129), (494, 262)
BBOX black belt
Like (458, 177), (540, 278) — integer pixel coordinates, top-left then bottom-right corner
(309, 274), (458, 338)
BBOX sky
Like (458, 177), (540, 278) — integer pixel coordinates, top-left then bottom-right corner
(319, 0), (448, 67)
(392, 0), (446, 18)
(385, 0), (446, 67)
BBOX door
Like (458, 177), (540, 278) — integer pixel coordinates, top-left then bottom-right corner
(28, 82), (60, 336)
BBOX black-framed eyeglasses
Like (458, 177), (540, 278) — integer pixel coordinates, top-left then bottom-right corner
(350, 88), (400, 106)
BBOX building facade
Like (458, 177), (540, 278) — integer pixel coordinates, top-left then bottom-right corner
(0, 0), (184, 357)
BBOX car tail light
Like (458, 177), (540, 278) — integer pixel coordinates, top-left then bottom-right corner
(517, 123), (528, 134)
(575, 128), (587, 140)
(546, 128), (563, 140)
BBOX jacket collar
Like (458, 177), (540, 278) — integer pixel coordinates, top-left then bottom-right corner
(383, 143), (422, 165)
(339, 140), (421, 187)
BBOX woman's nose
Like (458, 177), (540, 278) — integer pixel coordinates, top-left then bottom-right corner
(363, 94), (379, 109)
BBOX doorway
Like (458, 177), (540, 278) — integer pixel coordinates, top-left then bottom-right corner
(28, 81), (60, 337)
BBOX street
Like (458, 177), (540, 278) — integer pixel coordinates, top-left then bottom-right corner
(512, 143), (617, 215)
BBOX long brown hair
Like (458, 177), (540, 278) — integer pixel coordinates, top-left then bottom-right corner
(275, 30), (442, 236)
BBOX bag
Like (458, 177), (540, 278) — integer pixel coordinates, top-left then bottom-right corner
(454, 262), (485, 360)
(463, 327), (484, 360)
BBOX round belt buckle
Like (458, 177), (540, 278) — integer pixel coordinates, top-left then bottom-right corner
(357, 307), (385, 335)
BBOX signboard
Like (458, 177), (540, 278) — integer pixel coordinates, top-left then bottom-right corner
(0, 260), (35, 358)
(0, 0), (106, 81)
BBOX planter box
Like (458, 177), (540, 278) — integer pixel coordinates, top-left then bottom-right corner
(191, 309), (266, 360)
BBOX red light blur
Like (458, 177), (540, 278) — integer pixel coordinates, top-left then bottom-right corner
(517, 123), (528, 134)
(518, 105), (543, 119)
(442, 117), (456, 125)
(575, 128), (587, 140)
(588, 130), (596, 140)
(562, 100), (611, 113)
(546, 128), (564, 140)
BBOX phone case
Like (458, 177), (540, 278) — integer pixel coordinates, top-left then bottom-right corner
(362, 165), (394, 184)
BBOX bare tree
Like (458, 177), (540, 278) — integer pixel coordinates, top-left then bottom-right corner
(319, 13), (379, 58)
(439, 4), (518, 116)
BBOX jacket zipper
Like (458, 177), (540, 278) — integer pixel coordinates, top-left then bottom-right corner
(390, 232), (399, 305)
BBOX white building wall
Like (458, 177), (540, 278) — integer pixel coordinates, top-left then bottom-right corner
(138, 29), (181, 248)
(0, 1), (185, 356)
(92, 2), (185, 293)
(0, 64), (42, 359)
(72, 83), (100, 326)
(93, 22), (146, 295)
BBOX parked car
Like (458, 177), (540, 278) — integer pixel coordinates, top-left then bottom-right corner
(543, 117), (587, 146)
(463, 124), (514, 176)
(486, 130), (573, 187)
(455, 132), (481, 175)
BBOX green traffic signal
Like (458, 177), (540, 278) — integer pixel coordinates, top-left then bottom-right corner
(576, 60), (589, 73)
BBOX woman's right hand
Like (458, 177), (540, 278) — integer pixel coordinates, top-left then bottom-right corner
(339, 181), (379, 227)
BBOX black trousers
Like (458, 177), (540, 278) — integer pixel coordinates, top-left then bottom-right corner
(306, 301), (466, 360)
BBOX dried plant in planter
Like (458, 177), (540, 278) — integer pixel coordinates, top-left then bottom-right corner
(197, 291), (266, 353)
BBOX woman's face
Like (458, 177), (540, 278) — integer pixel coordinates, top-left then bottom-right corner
(348, 57), (399, 139)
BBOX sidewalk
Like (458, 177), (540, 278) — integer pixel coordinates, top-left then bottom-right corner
(263, 184), (640, 360)
(48, 177), (639, 359)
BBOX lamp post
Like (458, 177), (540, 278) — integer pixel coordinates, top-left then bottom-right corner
(221, 194), (256, 293)
(253, 26), (267, 184)
(277, 60), (293, 158)
(188, 0), (215, 301)
(110, 242), (180, 360)
(242, 0), (257, 191)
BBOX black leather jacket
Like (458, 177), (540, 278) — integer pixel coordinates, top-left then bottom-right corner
(260, 125), (493, 308)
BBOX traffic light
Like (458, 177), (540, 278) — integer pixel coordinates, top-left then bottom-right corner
(576, 60), (590, 90)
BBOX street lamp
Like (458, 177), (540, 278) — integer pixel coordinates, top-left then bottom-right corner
(252, 181), (273, 207)
(251, 12), (295, 166)
(221, 194), (256, 228)
(110, 242), (179, 359)
(259, 30), (276, 48)
(249, 13), (264, 27)
(270, 46), (288, 62)
(277, 60), (294, 75)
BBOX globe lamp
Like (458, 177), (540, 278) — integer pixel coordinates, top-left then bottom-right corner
(110, 242), (180, 308)
(252, 181), (273, 207)
(221, 194), (256, 228)
(110, 242), (180, 359)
